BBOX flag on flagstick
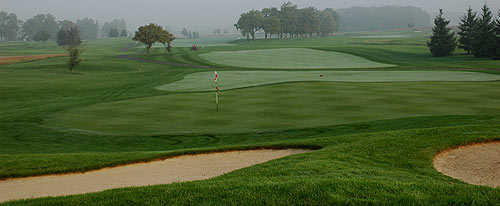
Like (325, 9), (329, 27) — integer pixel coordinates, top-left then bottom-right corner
(214, 71), (221, 112)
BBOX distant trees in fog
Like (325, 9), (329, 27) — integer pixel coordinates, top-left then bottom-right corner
(0, 11), (128, 42)
(0, 11), (21, 41)
(234, 2), (339, 40)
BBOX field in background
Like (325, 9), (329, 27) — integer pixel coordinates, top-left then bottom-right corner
(0, 31), (499, 205)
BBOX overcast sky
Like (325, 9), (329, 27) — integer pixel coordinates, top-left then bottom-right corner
(2, 0), (499, 31)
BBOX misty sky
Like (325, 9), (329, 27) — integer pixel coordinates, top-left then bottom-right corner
(2, 0), (499, 32)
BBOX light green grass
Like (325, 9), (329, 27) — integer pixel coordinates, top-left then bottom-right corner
(199, 48), (395, 69)
(45, 82), (500, 135)
(156, 71), (500, 92)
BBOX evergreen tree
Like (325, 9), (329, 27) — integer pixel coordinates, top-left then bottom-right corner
(427, 9), (457, 57)
(458, 7), (477, 55)
(495, 11), (500, 58)
(471, 5), (496, 58)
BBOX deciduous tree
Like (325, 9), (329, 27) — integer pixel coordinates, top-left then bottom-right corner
(133, 23), (173, 54)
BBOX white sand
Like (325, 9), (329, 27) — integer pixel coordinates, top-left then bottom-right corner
(0, 149), (308, 203)
(434, 142), (500, 188)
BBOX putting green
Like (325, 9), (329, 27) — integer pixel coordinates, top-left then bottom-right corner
(199, 48), (395, 69)
(156, 71), (500, 92)
(45, 82), (500, 135)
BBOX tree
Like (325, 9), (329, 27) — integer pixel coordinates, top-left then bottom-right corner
(33, 30), (50, 41)
(427, 9), (457, 57)
(133, 23), (169, 54)
(235, 10), (263, 40)
(120, 29), (128, 37)
(280, 2), (298, 39)
(0, 12), (20, 41)
(471, 5), (497, 57)
(263, 15), (280, 40)
(77, 18), (98, 40)
(182, 28), (189, 38)
(57, 21), (79, 46)
(22, 14), (58, 41)
(58, 25), (82, 72)
(496, 11), (500, 58)
(458, 7), (478, 55)
(320, 10), (336, 36)
(158, 29), (175, 53)
(101, 19), (126, 38)
(109, 28), (119, 38)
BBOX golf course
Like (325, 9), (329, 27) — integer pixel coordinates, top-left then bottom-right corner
(0, 30), (499, 205)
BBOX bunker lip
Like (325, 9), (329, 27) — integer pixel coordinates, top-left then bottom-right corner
(0, 148), (313, 203)
(433, 140), (500, 188)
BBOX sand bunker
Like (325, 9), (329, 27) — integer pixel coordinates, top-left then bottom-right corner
(0, 149), (308, 203)
(434, 142), (500, 188)
(0, 54), (66, 65)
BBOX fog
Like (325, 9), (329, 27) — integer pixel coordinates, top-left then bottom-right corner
(3, 0), (499, 32)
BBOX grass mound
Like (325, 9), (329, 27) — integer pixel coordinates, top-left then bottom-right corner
(199, 48), (395, 69)
(157, 71), (500, 92)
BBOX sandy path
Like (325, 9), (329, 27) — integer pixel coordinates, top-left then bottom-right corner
(0, 149), (308, 203)
(0, 54), (67, 65)
(434, 142), (500, 188)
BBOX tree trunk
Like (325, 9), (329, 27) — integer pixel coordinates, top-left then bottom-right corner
(147, 44), (152, 54)
(167, 42), (172, 53)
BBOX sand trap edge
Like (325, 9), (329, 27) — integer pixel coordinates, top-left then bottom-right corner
(433, 140), (500, 188)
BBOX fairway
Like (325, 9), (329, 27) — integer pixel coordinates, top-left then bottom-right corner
(46, 82), (500, 135)
(199, 48), (395, 69)
(156, 71), (500, 92)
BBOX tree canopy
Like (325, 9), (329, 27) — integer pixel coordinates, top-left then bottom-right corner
(22, 14), (58, 41)
(235, 2), (338, 40)
(133, 23), (174, 54)
(77, 18), (99, 40)
(0, 11), (20, 41)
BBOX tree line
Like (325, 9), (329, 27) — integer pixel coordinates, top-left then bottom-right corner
(337, 6), (431, 32)
(181, 28), (200, 39)
(234, 2), (338, 40)
(0, 11), (129, 42)
(428, 5), (500, 58)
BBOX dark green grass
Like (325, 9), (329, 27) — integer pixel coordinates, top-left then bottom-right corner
(0, 33), (499, 205)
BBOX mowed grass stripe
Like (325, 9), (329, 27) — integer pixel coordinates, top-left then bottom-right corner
(199, 48), (395, 69)
(157, 71), (500, 92)
(46, 82), (500, 135)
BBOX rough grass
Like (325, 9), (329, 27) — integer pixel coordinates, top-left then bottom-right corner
(157, 70), (500, 92)
(199, 48), (395, 69)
